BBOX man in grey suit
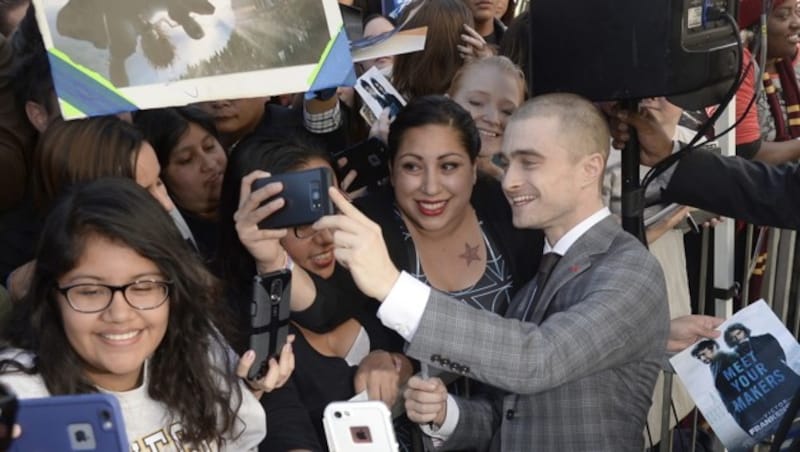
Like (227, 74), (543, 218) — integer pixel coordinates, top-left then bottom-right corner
(318, 93), (670, 451)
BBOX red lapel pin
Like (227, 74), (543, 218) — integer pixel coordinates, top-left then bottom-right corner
(570, 264), (580, 273)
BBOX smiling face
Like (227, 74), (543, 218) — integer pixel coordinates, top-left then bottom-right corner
(501, 116), (597, 242)
(450, 64), (524, 160)
(162, 122), (227, 219)
(56, 233), (169, 392)
(391, 124), (477, 234)
(279, 158), (337, 278)
(768, 1), (800, 59)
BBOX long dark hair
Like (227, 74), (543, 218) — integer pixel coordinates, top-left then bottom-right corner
(2, 178), (242, 447)
(391, 0), (473, 99)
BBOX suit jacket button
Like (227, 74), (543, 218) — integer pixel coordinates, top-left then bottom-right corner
(505, 409), (515, 420)
(440, 358), (450, 366)
(462, 366), (470, 374)
(431, 354), (441, 363)
(449, 362), (459, 370)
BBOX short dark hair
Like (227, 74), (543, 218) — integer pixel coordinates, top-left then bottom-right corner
(691, 339), (718, 358)
(134, 106), (219, 168)
(387, 95), (480, 162)
(723, 323), (751, 348)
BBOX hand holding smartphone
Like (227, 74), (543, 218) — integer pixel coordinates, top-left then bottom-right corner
(10, 393), (128, 451)
(333, 138), (390, 192)
(251, 167), (335, 230)
(323, 401), (398, 452)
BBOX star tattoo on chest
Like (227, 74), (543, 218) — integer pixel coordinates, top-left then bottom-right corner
(458, 242), (481, 266)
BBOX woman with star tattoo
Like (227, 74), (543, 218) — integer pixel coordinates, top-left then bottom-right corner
(232, 96), (543, 417)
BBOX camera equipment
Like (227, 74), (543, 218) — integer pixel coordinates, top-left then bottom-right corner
(528, 0), (739, 108)
(528, 0), (741, 241)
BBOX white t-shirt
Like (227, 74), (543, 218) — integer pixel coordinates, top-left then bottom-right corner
(0, 350), (266, 452)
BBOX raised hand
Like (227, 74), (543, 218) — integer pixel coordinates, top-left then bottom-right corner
(457, 24), (493, 61)
(404, 376), (448, 427)
(233, 170), (289, 274)
(313, 187), (400, 301)
(237, 335), (296, 399)
(668, 315), (724, 353)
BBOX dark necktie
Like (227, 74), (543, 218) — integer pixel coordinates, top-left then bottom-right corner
(524, 252), (561, 321)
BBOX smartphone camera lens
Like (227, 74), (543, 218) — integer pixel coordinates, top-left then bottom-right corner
(334, 411), (342, 419)
(100, 409), (113, 430)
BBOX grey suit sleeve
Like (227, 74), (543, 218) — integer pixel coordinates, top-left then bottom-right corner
(438, 394), (501, 451)
(405, 245), (668, 395)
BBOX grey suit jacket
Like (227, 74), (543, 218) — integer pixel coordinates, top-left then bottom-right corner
(406, 217), (669, 451)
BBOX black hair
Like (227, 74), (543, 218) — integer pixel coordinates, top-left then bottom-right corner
(691, 339), (719, 358)
(387, 95), (481, 162)
(723, 323), (751, 348)
(1, 178), (242, 447)
(11, 4), (54, 114)
(0, 0), (28, 36)
(134, 106), (219, 168)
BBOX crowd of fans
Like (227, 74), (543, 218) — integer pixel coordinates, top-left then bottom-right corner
(0, 0), (798, 450)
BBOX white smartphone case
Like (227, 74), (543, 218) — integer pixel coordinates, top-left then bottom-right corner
(323, 401), (398, 452)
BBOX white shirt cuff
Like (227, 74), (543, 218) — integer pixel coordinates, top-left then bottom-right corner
(420, 395), (460, 445)
(376, 271), (430, 341)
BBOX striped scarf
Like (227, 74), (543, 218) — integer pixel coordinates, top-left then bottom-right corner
(763, 57), (800, 141)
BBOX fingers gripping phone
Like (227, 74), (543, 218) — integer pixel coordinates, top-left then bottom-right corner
(332, 138), (390, 192)
(323, 401), (398, 452)
(251, 167), (335, 230)
(248, 270), (292, 380)
(0, 384), (17, 450)
(10, 393), (128, 451)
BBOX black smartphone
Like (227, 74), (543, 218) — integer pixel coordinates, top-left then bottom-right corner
(252, 167), (335, 230)
(0, 384), (17, 450)
(332, 138), (390, 192)
(248, 271), (292, 381)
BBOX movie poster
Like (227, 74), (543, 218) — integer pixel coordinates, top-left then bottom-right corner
(670, 300), (800, 451)
(31, 0), (347, 119)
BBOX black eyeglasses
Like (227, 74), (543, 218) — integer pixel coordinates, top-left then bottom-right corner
(293, 224), (321, 239)
(56, 280), (172, 314)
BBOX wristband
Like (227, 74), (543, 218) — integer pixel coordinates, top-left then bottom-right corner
(257, 253), (293, 278)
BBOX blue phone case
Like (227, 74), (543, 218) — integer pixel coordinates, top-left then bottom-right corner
(10, 393), (128, 452)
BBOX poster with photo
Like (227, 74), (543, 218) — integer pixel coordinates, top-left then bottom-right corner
(670, 300), (800, 452)
(32, 0), (348, 119)
(354, 66), (405, 123)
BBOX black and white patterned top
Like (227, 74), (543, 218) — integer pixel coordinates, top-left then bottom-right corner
(396, 209), (513, 315)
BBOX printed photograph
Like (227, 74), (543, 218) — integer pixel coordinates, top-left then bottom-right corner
(42, 0), (331, 87)
(354, 66), (405, 122)
(671, 301), (800, 452)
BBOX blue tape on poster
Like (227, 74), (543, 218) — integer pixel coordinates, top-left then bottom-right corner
(48, 50), (138, 118)
(308, 27), (354, 95)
